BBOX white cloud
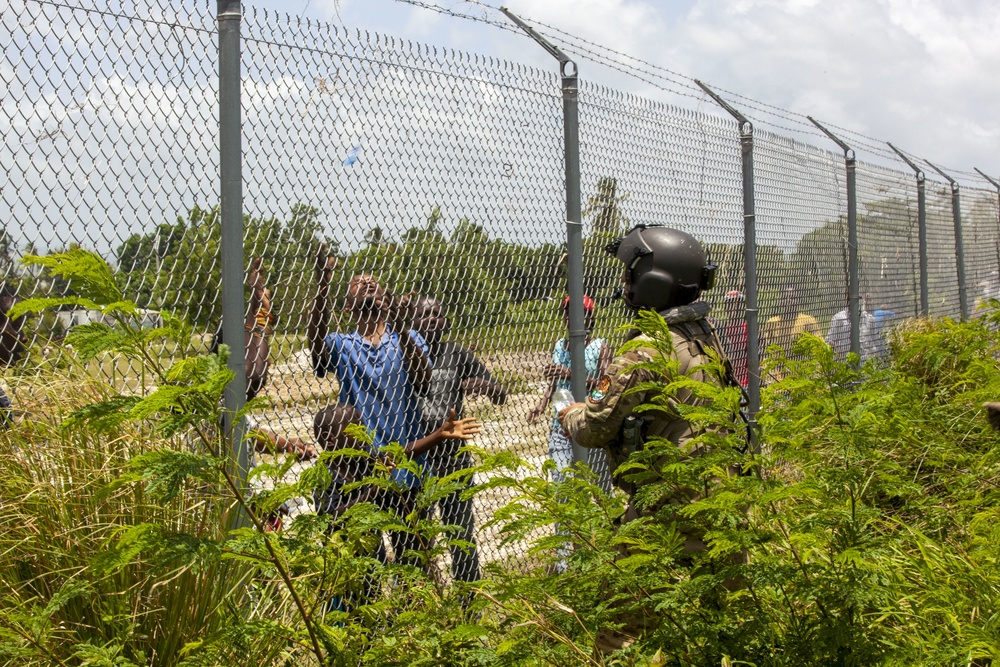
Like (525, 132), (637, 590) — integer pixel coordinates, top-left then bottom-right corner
(301, 0), (997, 176)
(7, 0), (999, 267)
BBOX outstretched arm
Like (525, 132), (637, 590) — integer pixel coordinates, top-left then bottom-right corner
(248, 425), (317, 459)
(463, 376), (508, 405)
(560, 350), (659, 449)
(404, 408), (481, 458)
(308, 248), (336, 376)
(459, 349), (508, 405)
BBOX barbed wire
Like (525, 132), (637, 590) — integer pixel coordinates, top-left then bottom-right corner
(388, 0), (986, 179)
(513, 15), (915, 166)
(30, 0), (214, 33)
(389, 0), (519, 35)
(28, 0), (993, 186)
(392, 2), (833, 135)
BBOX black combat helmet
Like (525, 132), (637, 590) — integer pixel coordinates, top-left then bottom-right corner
(606, 224), (717, 311)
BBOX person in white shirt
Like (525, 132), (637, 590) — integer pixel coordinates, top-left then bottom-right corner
(826, 297), (876, 361)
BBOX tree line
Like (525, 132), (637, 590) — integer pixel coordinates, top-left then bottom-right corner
(8, 177), (993, 341)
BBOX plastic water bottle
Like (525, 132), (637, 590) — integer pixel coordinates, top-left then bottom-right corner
(552, 387), (575, 414)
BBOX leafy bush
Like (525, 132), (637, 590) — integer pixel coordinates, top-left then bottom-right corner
(1, 250), (494, 666)
(5, 249), (1000, 666)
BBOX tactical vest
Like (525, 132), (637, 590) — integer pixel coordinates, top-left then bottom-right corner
(611, 314), (727, 494)
(646, 315), (725, 447)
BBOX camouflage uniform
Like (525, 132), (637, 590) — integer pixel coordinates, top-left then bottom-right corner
(563, 301), (725, 510)
(562, 301), (727, 654)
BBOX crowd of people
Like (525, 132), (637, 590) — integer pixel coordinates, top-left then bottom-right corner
(297, 253), (519, 593)
(715, 286), (900, 386)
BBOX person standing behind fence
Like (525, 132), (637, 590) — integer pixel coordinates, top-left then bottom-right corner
(763, 288), (821, 358)
(826, 296), (876, 362)
(717, 290), (749, 387)
(0, 283), (27, 426)
(308, 253), (432, 570)
(528, 295), (612, 481)
(410, 296), (507, 584)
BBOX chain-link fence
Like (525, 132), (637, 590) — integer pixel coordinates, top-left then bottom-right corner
(4, 0), (1000, 576)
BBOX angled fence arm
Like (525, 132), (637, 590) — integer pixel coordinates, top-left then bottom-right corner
(974, 168), (1000, 296)
(500, 7), (591, 472)
(808, 117), (860, 361)
(888, 143), (929, 316)
(694, 80), (759, 452)
(925, 160), (968, 321)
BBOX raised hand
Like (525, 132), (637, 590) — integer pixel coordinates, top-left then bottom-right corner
(296, 442), (318, 460)
(527, 403), (545, 425)
(314, 244), (338, 288)
(439, 408), (482, 440)
(248, 257), (265, 289)
(379, 289), (417, 333)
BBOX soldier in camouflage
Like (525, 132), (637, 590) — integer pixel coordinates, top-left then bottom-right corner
(558, 224), (727, 654)
(562, 302), (723, 494)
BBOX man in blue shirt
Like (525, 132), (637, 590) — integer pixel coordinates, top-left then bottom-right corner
(308, 253), (433, 569)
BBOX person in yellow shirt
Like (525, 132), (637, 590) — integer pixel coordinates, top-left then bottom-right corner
(763, 288), (822, 358)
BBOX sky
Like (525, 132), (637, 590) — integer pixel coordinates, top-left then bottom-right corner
(6, 0), (999, 266)
(241, 0), (1000, 184)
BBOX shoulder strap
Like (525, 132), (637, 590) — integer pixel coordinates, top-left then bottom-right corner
(678, 318), (744, 393)
(688, 319), (752, 454)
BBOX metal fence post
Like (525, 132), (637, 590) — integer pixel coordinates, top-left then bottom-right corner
(500, 8), (590, 469)
(218, 0), (249, 488)
(808, 117), (860, 360)
(888, 144), (928, 316)
(925, 160), (968, 321)
(694, 81), (759, 451)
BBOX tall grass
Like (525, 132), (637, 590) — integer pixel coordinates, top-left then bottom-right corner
(0, 375), (291, 666)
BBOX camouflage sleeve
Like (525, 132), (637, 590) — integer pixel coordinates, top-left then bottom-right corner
(562, 346), (659, 449)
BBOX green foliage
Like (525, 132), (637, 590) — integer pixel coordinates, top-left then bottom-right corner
(334, 205), (568, 336)
(462, 309), (1000, 665)
(50, 179), (642, 353)
(9, 248), (1000, 666)
(2, 249), (504, 666)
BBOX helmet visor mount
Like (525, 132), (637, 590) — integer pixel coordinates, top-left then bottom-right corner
(605, 225), (653, 295)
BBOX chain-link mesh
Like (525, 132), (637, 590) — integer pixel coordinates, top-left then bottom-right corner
(924, 181), (962, 318)
(963, 187), (1000, 315)
(4, 0), (999, 576)
(855, 163), (920, 325)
